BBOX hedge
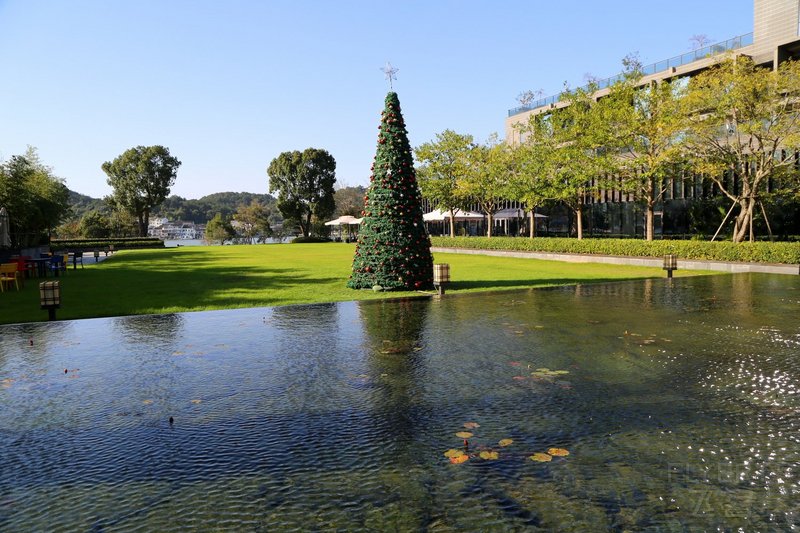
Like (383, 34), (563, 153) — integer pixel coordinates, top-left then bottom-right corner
(430, 237), (800, 265)
(50, 237), (165, 251)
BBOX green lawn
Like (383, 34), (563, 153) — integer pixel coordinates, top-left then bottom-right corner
(0, 243), (710, 324)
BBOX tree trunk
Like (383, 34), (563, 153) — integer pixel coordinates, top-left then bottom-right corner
(732, 198), (756, 243)
(575, 201), (584, 240)
(645, 204), (654, 241)
(448, 209), (456, 238)
(486, 213), (493, 238)
(529, 211), (536, 239)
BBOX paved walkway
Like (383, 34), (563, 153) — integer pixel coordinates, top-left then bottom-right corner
(431, 247), (800, 276)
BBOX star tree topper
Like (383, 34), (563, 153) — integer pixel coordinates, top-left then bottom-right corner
(380, 62), (399, 89)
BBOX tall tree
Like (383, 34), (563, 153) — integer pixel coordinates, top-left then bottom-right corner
(550, 84), (611, 239)
(508, 124), (552, 238)
(204, 213), (236, 244)
(348, 92), (433, 291)
(414, 130), (472, 237)
(234, 200), (272, 243)
(0, 146), (70, 247)
(684, 55), (800, 242)
(102, 145), (181, 237)
(608, 75), (688, 240)
(267, 148), (336, 237)
(459, 135), (512, 238)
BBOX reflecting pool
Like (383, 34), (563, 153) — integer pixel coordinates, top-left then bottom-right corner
(1, 274), (799, 531)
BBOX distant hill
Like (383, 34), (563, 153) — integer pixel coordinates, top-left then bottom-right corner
(66, 189), (278, 225)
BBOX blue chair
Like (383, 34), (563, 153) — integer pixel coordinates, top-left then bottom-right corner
(49, 254), (66, 276)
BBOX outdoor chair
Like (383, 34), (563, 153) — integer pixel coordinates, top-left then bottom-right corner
(0, 263), (21, 292)
(49, 255), (66, 276)
(73, 251), (84, 269)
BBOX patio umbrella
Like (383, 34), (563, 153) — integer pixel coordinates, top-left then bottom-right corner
(0, 207), (10, 247)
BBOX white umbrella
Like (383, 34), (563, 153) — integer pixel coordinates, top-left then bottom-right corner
(494, 208), (548, 220)
(449, 209), (484, 220)
(346, 218), (362, 225)
(324, 215), (358, 226)
(423, 209), (446, 221)
(0, 207), (10, 247)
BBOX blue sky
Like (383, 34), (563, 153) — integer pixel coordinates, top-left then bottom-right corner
(0, 0), (752, 200)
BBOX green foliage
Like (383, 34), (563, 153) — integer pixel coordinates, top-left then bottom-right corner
(102, 145), (181, 237)
(0, 147), (71, 247)
(79, 211), (112, 239)
(234, 200), (273, 242)
(50, 237), (164, 250)
(333, 185), (367, 217)
(267, 148), (336, 237)
(683, 56), (800, 242)
(348, 92), (433, 290)
(414, 129), (473, 237)
(430, 236), (800, 264)
(291, 236), (331, 243)
(204, 213), (236, 244)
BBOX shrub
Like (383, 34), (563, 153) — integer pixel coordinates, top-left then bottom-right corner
(291, 236), (332, 243)
(429, 236), (800, 264)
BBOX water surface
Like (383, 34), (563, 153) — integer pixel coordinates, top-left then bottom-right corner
(1, 274), (798, 531)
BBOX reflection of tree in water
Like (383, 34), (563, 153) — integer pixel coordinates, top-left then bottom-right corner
(112, 313), (185, 351)
(358, 298), (429, 438)
(270, 302), (337, 333)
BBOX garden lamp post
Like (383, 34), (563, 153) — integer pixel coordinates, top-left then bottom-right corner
(663, 254), (678, 278)
(39, 281), (60, 321)
(433, 263), (450, 296)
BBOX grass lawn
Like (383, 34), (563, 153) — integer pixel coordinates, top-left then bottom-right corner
(0, 243), (711, 324)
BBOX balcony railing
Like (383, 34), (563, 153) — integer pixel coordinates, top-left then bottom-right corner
(508, 32), (754, 117)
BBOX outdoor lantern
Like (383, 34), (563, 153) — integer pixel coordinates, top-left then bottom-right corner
(663, 254), (678, 278)
(94, 249), (100, 261)
(39, 280), (61, 321)
(433, 263), (450, 296)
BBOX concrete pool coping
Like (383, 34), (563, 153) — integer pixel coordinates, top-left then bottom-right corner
(431, 247), (800, 275)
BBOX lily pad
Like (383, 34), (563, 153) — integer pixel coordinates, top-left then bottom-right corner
(530, 452), (552, 462)
(498, 438), (514, 447)
(547, 447), (570, 456)
(191, 399), (202, 404)
(455, 431), (473, 439)
(444, 449), (466, 459)
(449, 454), (469, 464)
(479, 450), (499, 460)
(142, 399), (153, 405)
(463, 422), (480, 429)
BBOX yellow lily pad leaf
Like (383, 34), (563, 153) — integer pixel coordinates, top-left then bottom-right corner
(142, 399), (153, 405)
(449, 454), (469, 464)
(455, 431), (473, 439)
(463, 422), (480, 429)
(191, 399), (202, 404)
(479, 450), (499, 460)
(536, 368), (550, 372)
(530, 453), (552, 462)
(498, 438), (514, 447)
(547, 447), (570, 456)
(444, 449), (466, 459)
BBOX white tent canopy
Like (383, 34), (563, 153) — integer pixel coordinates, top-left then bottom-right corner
(423, 209), (484, 221)
(324, 215), (361, 226)
(494, 208), (548, 220)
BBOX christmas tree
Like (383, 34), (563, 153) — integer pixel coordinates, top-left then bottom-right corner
(348, 92), (433, 290)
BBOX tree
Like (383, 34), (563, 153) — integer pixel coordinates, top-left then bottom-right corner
(0, 146), (70, 247)
(414, 130), (472, 237)
(267, 148), (336, 237)
(80, 210), (112, 238)
(102, 145), (181, 237)
(204, 213), (236, 244)
(234, 200), (272, 243)
(684, 55), (800, 242)
(608, 75), (688, 240)
(550, 84), (611, 239)
(508, 121), (552, 238)
(333, 185), (368, 217)
(348, 92), (433, 291)
(459, 135), (512, 238)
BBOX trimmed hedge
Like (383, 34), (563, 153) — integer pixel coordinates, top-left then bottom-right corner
(291, 236), (332, 243)
(50, 237), (165, 251)
(430, 236), (800, 265)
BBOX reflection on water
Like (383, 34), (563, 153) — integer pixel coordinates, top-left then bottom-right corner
(0, 273), (799, 531)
